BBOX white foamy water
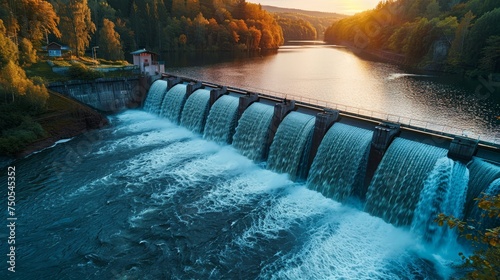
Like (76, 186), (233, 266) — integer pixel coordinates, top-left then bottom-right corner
(7, 110), (466, 279)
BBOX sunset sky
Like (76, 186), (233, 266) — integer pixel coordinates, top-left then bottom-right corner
(254, 0), (381, 15)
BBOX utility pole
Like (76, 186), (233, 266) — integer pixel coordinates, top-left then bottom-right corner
(92, 46), (99, 64)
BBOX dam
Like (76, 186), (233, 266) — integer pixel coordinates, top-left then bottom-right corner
(142, 75), (499, 229)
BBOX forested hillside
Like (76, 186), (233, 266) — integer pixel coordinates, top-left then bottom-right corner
(262, 6), (346, 41)
(82, 0), (283, 55)
(324, 0), (500, 72)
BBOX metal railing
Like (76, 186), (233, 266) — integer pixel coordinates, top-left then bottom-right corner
(243, 84), (499, 142)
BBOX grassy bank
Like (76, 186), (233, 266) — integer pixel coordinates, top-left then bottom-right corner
(0, 90), (108, 158)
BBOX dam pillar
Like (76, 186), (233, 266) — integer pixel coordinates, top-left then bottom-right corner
(264, 100), (296, 160)
(210, 87), (228, 106)
(166, 76), (183, 90)
(307, 109), (341, 175)
(363, 122), (401, 197)
(131, 76), (150, 109)
(237, 93), (259, 119)
(447, 136), (478, 162)
(186, 81), (203, 97)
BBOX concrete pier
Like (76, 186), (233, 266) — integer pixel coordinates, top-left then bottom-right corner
(264, 100), (296, 160)
(166, 76), (182, 90)
(210, 87), (228, 106)
(363, 122), (401, 197)
(448, 136), (479, 162)
(238, 93), (259, 119)
(307, 109), (341, 174)
(186, 81), (203, 97)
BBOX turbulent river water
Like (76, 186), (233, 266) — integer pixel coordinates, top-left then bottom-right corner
(1, 111), (467, 279)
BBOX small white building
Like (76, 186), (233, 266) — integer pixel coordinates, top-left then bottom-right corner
(131, 48), (165, 75)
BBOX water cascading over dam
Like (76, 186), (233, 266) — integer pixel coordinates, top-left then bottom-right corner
(232, 102), (274, 162)
(144, 79), (500, 248)
(307, 123), (372, 201)
(10, 77), (500, 279)
(180, 89), (211, 134)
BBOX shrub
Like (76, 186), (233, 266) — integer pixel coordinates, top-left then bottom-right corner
(0, 116), (46, 156)
(68, 62), (104, 80)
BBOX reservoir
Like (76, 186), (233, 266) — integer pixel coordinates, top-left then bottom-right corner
(164, 42), (500, 143)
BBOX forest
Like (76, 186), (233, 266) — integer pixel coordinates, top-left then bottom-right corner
(1, 0), (288, 62)
(263, 6), (345, 41)
(0, 0), (289, 155)
(324, 0), (500, 72)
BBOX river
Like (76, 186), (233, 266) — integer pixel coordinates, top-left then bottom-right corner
(164, 41), (500, 143)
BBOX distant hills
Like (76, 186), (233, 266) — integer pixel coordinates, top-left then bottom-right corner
(261, 5), (347, 18)
(261, 5), (347, 41)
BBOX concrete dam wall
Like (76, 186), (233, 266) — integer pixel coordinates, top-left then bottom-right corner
(48, 77), (152, 112)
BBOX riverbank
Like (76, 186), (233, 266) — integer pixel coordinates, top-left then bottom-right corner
(4, 91), (108, 161)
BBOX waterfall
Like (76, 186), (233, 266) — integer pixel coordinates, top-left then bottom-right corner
(307, 123), (372, 201)
(464, 158), (500, 221)
(180, 89), (211, 134)
(143, 80), (168, 114)
(203, 95), (240, 144)
(159, 84), (188, 123)
(480, 179), (500, 230)
(465, 158), (500, 230)
(410, 157), (469, 247)
(233, 102), (274, 162)
(365, 138), (447, 226)
(267, 112), (315, 181)
(485, 178), (500, 195)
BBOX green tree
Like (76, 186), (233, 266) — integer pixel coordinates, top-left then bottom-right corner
(98, 18), (124, 60)
(479, 36), (500, 72)
(465, 8), (500, 66)
(59, 0), (96, 57)
(447, 11), (475, 66)
(425, 0), (441, 19)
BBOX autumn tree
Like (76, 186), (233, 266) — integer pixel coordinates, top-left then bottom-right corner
(89, 0), (117, 47)
(0, 20), (18, 68)
(0, 20), (48, 113)
(18, 38), (37, 66)
(192, 13), (209, 49)
(98, 18), (124, 60)
(0, 0), (61, 46)
(59, 0), (96, 57)
(436, 193), (500, 279)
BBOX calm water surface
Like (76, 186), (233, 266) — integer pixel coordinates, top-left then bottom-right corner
(164, 43), (500, 143)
